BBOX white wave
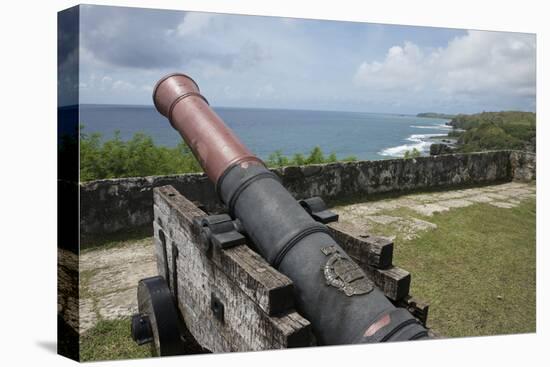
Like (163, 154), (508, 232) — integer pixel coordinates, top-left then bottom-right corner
(407, 133), (447, 141)
(379, 133), (447, 157)
(410, 124), (452, 130)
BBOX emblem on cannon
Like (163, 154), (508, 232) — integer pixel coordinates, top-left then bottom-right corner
(321, 245), (374, 296)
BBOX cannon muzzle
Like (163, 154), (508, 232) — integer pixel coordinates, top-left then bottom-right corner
(153, 73), (429, 345)
(153, 73), (263, 184)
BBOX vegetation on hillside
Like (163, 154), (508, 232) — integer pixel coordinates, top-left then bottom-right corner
(447, 111), (536, 153)
(80, 128), (357, 181)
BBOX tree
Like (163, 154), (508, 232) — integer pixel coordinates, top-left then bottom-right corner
(403, 148), (421, 159)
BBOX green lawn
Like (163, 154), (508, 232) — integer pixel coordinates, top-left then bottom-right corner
(372, 199), (536, 337)
(80, 318), (151, 362)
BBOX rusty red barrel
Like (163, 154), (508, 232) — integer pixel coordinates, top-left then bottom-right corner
(153, 73), (263, 184)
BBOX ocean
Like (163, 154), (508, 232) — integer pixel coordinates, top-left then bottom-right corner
(79, 104), (452, 161)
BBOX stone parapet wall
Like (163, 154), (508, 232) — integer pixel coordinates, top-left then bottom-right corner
(80, 150), (535, 239)
(510, 151), (536, 181)
(278, 150), (512, 200)
(80, 174), (220, 238)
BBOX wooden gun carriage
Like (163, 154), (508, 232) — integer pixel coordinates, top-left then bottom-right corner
(131, 185), (430, 355)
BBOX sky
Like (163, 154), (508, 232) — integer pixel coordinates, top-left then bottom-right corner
(67, 4), (536, 114)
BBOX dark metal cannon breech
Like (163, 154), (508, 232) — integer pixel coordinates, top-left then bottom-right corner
(153, 73), (429, 345)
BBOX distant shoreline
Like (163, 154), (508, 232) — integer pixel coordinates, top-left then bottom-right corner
(416, 112), (456, 119)
(79, 103), (441, 117)
(431, 111), (536, 154)
(79, 104), (451, 161)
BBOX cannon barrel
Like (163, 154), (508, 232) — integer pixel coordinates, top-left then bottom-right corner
(153, 73), (429, 345)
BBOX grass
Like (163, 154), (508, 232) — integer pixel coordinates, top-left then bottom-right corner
(80, 318), (151, 362)
(81, 225), (152, 252)
(365, 198), (536, 337)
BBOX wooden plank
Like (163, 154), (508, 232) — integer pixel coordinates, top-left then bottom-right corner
(327, 222), (393, 269)
(327, 222), (411, 301)
(219, 245), (295, 316)
(153, 218), (312, 351)
(395, 295), (430, 327)
(154, 186), (295, 316)
(364, 266), (410, 301)
(153, 186), (313, 351)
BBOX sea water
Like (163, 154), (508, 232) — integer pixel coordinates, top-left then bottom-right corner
(79, 104), (452, 161)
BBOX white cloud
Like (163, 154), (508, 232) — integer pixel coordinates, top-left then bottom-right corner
(176, 13), (216, 37)
(100, 76), (112, 90)
(112, 80), (135, 91)
(354, 30), (535, 108)
(255, 83), (276, 98)
(354, 41), (427, 91)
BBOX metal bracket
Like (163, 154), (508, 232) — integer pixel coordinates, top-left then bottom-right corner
(194, 214), (246, 252)
(171, 243), (179, 299)
(299, 197), (339, 224)
(131, 313), (154, 345)
(210, 293), (225, 323)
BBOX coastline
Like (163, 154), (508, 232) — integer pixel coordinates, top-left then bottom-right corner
(378, 121), (452, 158)
(80, 104), (452, 161)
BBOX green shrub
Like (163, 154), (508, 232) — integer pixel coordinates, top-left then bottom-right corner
(266, 150), (290, 167)
(80, 129), (357, 181)
(403, 148), (421, 159)
(265, 146), (356, 168)
(80, 127), (201, 181)
(291, 153), (306, 165)
(458, 122), (524, 152)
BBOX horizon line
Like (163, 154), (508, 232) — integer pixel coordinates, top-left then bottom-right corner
(69, 102), (537, 116)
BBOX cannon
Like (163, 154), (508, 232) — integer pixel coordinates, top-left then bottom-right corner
(131, 73), (430, 356)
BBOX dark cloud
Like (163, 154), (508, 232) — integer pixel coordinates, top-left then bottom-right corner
(58, 6), (79, 67)
(80, 5), (184, 69)
(80, 5), (266, 72)
(58, 6), (79, 106)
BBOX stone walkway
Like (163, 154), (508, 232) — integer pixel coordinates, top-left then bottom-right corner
(79, 239), (157, 333)
(78, 181), (535, 333)
(334, 181), (535, 241)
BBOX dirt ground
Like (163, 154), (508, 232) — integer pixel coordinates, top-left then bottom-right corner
(78, 181), (535, 334)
